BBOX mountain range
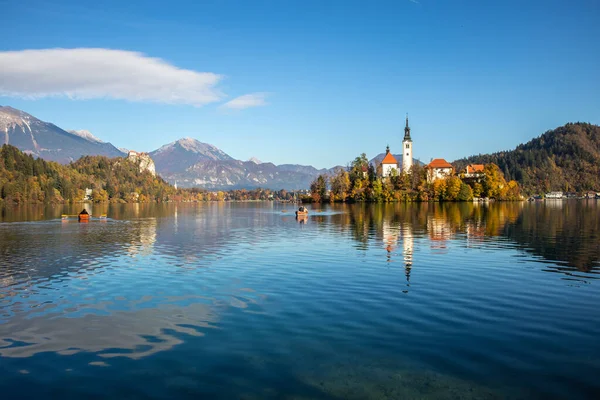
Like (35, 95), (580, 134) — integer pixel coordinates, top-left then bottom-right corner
(0, 106), (124, 163)
(5, 106), (597, 193)
(1, 106), (340, 190)
(149, 138), (339, 190)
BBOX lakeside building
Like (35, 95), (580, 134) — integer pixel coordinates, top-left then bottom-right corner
(381, 146), (399, 177)
(545, 191), (564, 199)
(378, 115), (413, 177)
(425, 158), (454, 183)
(462, 164), (485, 178)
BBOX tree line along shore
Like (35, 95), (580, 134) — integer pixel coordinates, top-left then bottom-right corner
(306, 153), (521, 203)
(0, 144), (519, 205)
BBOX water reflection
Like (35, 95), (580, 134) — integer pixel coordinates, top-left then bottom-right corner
(1, 201), (599, 398)
(312, 201), (598, 278)
(2, 201), (598, 282)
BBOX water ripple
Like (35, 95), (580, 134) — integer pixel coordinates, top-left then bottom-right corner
(0, 202), (599, 399)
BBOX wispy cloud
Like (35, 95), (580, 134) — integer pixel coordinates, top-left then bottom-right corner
(0, 48), (224, 107)
(408, 0), (419, 3)
(221, 93), (269, 110)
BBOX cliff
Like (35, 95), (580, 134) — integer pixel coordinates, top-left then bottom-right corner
(127, 151), (156, 177)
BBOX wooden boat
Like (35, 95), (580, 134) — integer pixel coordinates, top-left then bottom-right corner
(295, 206), (308, 217)
(61, 211), (107, 221)
(78, 209), (90, 222)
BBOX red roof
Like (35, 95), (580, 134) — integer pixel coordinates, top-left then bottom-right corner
(427, 158), (453, 169)
(466, 164), (484, 173)
(381, 152), (398, 164)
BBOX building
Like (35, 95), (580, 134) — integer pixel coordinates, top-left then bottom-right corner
(425, 158), (454, 183)
(402, 115), (413, 173)
(380, 145), (399, 177)
(462, 164), (485, 178)
(545, 191), (564, 199)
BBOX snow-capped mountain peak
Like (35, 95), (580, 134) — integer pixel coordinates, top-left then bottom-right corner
(248, 157), (263, 164)
(153, 137), (233, 161)
(67, 129), (104, 143)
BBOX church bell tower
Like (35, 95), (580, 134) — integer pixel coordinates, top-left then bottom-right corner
(402, 115), (413, 173)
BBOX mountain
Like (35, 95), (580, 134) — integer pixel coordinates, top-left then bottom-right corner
(453, 123), (600, 194)
(67, 129), (104, 143)
(0, 106), (124, 163)
(149, 138), (337, 190)
(150, 137), (234, 175)
(248, 157), (262, 164)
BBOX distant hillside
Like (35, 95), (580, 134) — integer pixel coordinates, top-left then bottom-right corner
(0, 144), (173, 204)
(453, 123), (600, 194)
(0, 106), (124, 163)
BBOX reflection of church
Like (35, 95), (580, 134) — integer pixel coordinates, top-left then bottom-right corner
(402, 223), (413, 284)
(382, 220), (414, 286)
(427, 217), (452, 252)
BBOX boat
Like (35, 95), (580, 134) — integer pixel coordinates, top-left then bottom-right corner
(78, 209), (90, 222)
(61, 211), (107, 221)
(295, 206), (308, 217)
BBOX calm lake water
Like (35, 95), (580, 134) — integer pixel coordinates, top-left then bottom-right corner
(1, 201), (599, 399)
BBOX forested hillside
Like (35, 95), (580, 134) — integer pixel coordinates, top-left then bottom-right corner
(0, 145), (174, 204)
(453, 123), (600, 194)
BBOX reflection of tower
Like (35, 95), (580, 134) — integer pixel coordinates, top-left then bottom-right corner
(174, 205), (178, 233)
(402, 223), (414, 284)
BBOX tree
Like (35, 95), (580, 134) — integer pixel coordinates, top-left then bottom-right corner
(457, 182), (474, 201)
(371, 179), (383, 202)
(330, 168), (350, 202)
(445, 176), (462, 201)
(432, 179), (447, 201)
(310, 174), (328, 203)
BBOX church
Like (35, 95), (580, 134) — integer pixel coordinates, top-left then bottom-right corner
(380, 116), (413, 177)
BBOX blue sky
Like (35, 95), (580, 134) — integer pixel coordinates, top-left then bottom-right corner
(1, 0), (599, 168)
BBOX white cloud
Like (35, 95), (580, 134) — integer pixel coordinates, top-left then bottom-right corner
(0, 48), (224, 106)
(221, 93), (269, 110)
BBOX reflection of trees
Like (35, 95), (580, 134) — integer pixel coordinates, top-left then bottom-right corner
(503, 201), (600, 273)
(324, 201), (599, 276)
(0, 214), (159, 287)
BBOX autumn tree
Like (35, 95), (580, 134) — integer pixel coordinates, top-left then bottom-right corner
(310, 174), (328, 203)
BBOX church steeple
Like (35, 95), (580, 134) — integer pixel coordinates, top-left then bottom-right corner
(402, 114), (413, 173)
(404, 114), (412, 142)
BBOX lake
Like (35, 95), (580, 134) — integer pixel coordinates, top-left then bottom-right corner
(1, 201), (599, 399)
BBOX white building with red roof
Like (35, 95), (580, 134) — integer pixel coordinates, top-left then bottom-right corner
(381, 145), (399, 177)
(425, 158), (454, 183)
